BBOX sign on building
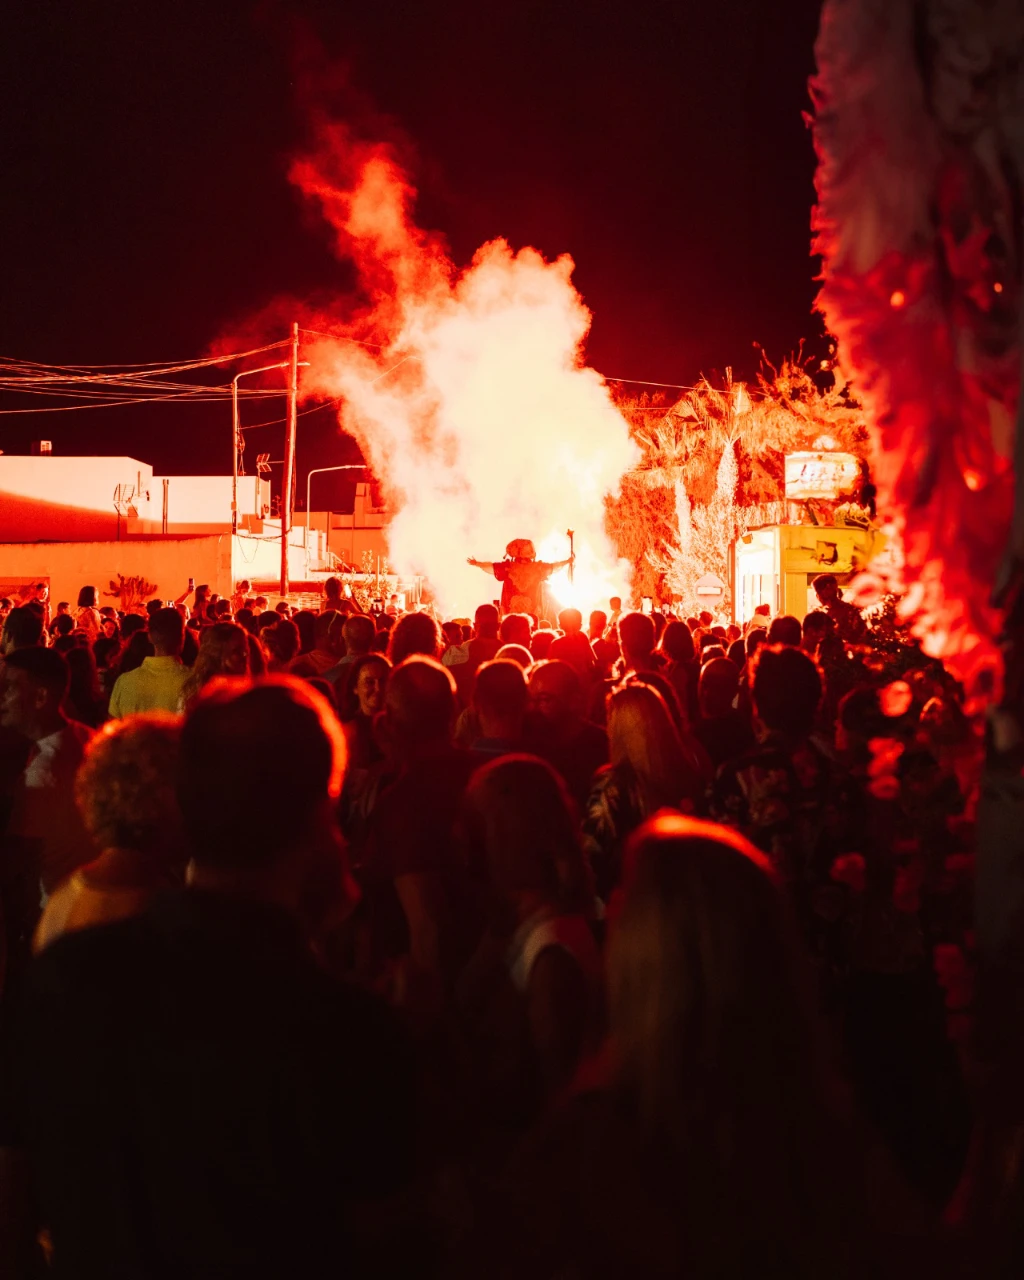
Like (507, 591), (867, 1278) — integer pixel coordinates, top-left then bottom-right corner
(784, 451), (860, 501)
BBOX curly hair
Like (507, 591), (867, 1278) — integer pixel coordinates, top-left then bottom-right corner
(75, 714), (183, 852)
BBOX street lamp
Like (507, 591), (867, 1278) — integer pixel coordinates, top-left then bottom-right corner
(231, 360), (308, 534)
(305, 464), (367, 569)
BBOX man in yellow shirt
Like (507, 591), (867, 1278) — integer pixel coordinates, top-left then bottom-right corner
(108, 609), (189, 718)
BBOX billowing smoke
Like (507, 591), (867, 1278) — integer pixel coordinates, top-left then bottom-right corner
(292, 128), (637, 616)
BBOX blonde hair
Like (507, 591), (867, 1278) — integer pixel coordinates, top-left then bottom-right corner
(181, 622), (249, 707)
(606, 682), (701, 813)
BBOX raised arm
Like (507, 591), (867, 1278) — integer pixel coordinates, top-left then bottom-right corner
(467, 558), (496, 575)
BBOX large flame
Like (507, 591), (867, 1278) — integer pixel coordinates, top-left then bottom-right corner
(292, 130), (637, 617)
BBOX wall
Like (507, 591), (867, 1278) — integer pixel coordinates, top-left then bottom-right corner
(0, 455), (268, 541)
(231, 523), (311, 594)
(0, 455), (154, 541)
(296, 484), (389, 570)
(0, 535), (233, 609)
(148, 474), (269, 527)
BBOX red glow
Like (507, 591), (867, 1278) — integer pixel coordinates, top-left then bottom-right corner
(291, 130), (636, 614)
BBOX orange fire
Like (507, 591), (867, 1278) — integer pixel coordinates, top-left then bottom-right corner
(292, 129), (637, 616)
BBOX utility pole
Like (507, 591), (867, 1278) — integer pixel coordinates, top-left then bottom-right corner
(281, 321), (299, 597)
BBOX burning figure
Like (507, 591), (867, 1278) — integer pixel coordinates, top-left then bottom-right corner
(468, 538), (573, 618)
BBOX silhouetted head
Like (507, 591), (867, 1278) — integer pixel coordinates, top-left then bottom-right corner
(558, 607), (583, 635)
(179, 679), (346, 904)
(499, 613), (532, 648)
(474, 659), (529, 740)
(660, 620), (695, 665)
(767, 615), (802, 648)
(389, 612), (441, 664)
(618, 611), (656, 670)
(751, 645), (821, 738)
(474, 603), (499, 641)
(384, 655), (455, 751)
(699, 657), (740, 719)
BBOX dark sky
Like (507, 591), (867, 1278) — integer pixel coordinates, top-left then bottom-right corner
(1, 0), (824, 506)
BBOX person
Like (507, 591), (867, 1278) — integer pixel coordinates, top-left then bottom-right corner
(469, 659), (529, 758)
(63, 646), (107, 728)
(34, 714), (185, 951)
(524, 660), (608, 812)
(385, 592), (401, 617)
(494, 643), (532, 669)
(695, 656), (756, 769)
(658, 619), (698, 720)
(50, 614), (75, 643)
(529, 629), (557, 661)
(358, 657), (478, 998)
(547, 608), (597, 680)
(92, 616), (122, 673)
(321, 577), (343, 614)
(108, 608), (188, 718)
(246, 633), (267, 679)
(388, 611), (441, 665)
(323, 614), (375, 687)
(455, 755), (602, 1137)
(338, 653), (390, 768)
(475, 814), (900, 1280)
(812, 573), (869, 644)
(0, 678), (416, 1278)
(190, 583), (212, 623)
(22, 583), (49, 625)
(1, 606), (43, 655)
(767, 614), (802, 647)
(291, 606), (316, 650)
(463, 604), (499, 675)
(235, 607), (257, 637)
(230, 579), (251, 614)
(179, 621), (250, 708)
(617, 611), (659, 676)
(252, 594), (268, 615)
(802, 609), (836, 657)
(467, 538), (573, 618)
(583, 681), (705, 899)
(712, 644), (833, 894)
(0, 647), (95, 896)
(606, 595), (623, 634)
(110, 628), (155, 681)
(289, 611), (342, 679)
(498, 613), (532, 650)
(588, 609), (618, 674)
(47, 601), (71, 637)
(263, 618), (300, 672)
(71, 587), (102, 643)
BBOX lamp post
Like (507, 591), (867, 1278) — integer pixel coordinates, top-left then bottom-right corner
(305, 464), (366, 570)
(231, 361), (289, 535)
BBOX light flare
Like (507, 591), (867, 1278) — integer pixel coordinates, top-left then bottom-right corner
(293, 131), (637, 616)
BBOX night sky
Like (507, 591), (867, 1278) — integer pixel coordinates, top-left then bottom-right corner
(1, 0), (825, 507)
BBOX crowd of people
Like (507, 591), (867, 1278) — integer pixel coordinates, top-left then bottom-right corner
(0, 570), (1011, 1276)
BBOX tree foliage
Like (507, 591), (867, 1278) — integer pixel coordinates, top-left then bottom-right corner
(604, 353), (871, 610)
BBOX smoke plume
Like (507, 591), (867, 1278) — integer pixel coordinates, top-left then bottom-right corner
(292, 126), (638, 616)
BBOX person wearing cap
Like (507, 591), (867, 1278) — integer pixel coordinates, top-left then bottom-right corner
(467, 538), (573, 618)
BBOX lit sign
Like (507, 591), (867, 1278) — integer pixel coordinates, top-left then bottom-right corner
(784, 451), (860, 500)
